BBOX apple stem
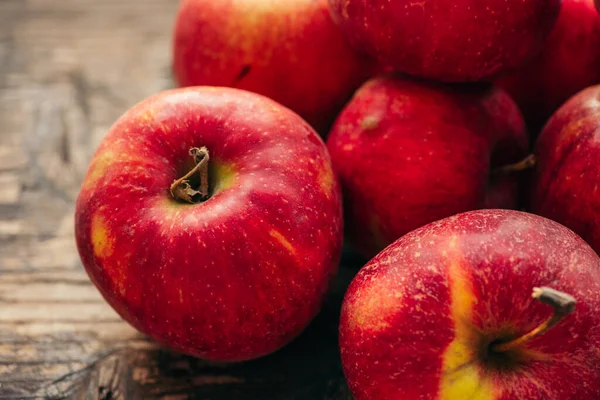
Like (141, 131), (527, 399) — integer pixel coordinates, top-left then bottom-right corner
(491, 154), (536, 176)
(169, 147), (210, 203)
(491, 287), (576, 353)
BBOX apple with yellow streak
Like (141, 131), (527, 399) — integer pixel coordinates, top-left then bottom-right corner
(340, 209), (600, 399)
(75, 87), (343, 361)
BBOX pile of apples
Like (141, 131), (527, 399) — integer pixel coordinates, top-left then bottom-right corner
(74, 0), (600, 398)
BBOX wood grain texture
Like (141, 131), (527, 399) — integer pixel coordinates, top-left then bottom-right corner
(0, 1), (363, 398)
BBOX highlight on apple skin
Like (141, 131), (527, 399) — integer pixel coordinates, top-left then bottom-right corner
(339, 209), (600, 400)
(327, 0), (562, 82)
(531, 84), (600, 254)
(172, 0), (375, 134)
(74, 86), (343, 362)
(326, 74), (528, 258)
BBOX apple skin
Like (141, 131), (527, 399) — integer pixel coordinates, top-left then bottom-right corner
(326, 75), (528, 258)
(531, 84), (600, 254)
(74, 87), (343, 361)
(172, 0), (375, 134)
(327, 0), (562, 82)
(496, 0), (600, 135)
(340, 209), (600, 400)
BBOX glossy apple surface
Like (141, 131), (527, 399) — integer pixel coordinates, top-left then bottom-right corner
(75, 87), (343, 361)
(326, 75), (528, 258)
(497, 0), (600, 134)
(531, 84), (600, 253)
(328, 0), (561, 82)
(340, 209), (600, 399)
(173, 0), (374, 134)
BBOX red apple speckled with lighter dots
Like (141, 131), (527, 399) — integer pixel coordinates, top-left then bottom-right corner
(327, 75), (528, 258)
(172, 0), (375, 134)
(327, 0), (562, 82)
(497, 0), (600, 133)
(531, 84), (600, 254)
(74, 87), (343, 361)
(340, 209), (600, 399)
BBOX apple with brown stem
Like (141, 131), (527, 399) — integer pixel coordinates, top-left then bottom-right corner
(340, 209), (600, 399)
(75, 87), (343, 361)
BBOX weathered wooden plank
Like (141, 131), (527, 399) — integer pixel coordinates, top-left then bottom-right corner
(0, 147), (28, 172)
(0, 302), (123, 323)
(0, 175), (20, 205)
(0, 282), (101, 303)
(0, 324), (142, 343)
(0, 269), (90, 283)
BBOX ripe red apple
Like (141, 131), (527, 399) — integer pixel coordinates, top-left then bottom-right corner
(172, 0), (375, 134)
(326, 75), (529, 258)
(74, 87), (343, 361)
(327, 0), (562, 82)
(340, 209), (600, 400)
(531, 84), (600, 254)
(496, 0), (600, 134)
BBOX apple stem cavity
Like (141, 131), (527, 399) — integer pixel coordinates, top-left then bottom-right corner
(491, 154), (536, 177)
(170, 147), (210, 204)
(492, 287), (576, 353)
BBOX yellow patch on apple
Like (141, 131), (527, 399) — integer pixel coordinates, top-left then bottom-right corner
(269, 229), (296, 256)
(91, 212), (115, 259)
(318, 161), (336, 198)
(83, 150), (116, 191)
(347, 273), (401, 332)
(439, 239), (497, 400)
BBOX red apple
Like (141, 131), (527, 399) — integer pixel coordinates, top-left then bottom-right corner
(327, 0), (562, 82)
(326, 75), (528, 258)
(172, 0), (375, 134)
(497, 0), (600, 134)
(340, 209), (600, 400)
(531, 84), (600, 254)
(74, 87), (343, 361)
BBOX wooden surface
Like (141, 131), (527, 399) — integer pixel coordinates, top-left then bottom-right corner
(0, 1), (361, 398)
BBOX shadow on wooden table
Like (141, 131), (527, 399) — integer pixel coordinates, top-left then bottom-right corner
(68, 250), (364, 400)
